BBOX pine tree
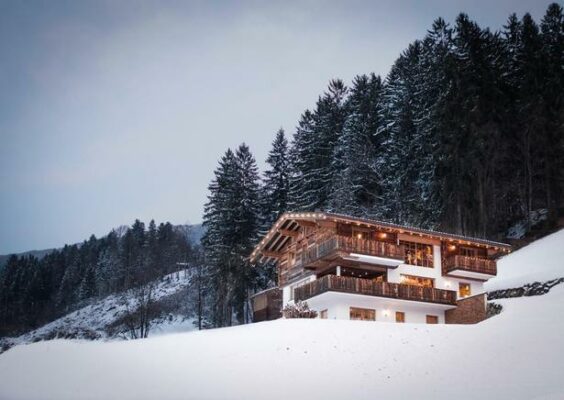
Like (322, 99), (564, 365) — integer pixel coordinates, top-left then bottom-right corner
(202, 144), (262, 326)
(380, 41), (426, 226)
(328, 74), (385, 218)
(540, 3), (564, 223)
(232, 144), (262, 323)
(288, 110), (317, 210)
(289, 80), (348, 211)
(262, 128), (290, 230)
(503, 13), (546, 229)
(434, 14), (508, 235)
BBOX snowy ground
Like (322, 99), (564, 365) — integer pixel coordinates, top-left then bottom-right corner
(0, 286), (563, 400)
(485, 228), (564, 291)
(1, 231), (563, 400)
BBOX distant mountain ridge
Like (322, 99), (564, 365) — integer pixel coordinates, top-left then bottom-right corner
(0, 249), (55, 268)
(0, 223), (204, 269)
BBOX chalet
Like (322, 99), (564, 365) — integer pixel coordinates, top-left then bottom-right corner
(250, 212), (511, 324)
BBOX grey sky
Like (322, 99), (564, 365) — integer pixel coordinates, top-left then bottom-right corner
(0, 0), (551, 254)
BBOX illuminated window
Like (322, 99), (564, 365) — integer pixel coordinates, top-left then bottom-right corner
(395, 311), (405, 323)
(350, 307), (376, 321)
(320, 309), (328, 319)
(426, 315), (439, 324)
(400, 241), (434, 267)
(459, 283), (471, 298)
(352, 228), (370, 240)
(401, 274), (434, 288)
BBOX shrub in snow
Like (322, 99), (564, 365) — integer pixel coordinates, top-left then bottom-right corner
(37, 327), (102, 341)
(486, 302), (503, 319)
(488, 277), (564, 300)
(282, 302), (318, 319)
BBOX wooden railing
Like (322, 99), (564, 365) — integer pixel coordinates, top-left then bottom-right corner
(444, 255), (497, 276)
(294, 275), (457, 305)
(300, 235), (404, 267)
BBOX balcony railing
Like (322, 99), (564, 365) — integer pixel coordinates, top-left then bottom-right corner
(294, 275), (457, 306)
(300, 235), (404, 267)
(444, 255), (497, 276)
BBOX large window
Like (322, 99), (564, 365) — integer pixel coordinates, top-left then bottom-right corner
(401, 274), (434, 288)
(350, 307), (376, 321)
(459, 283), (471, 298)
(401, 241), (434, 267)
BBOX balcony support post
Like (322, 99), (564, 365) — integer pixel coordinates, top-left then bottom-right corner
(336, 266), (341, 276)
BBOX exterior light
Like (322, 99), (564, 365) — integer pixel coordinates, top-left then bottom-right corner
(445, 281), (451, 288)
(378, 232), (388, 239)
(383, 310), (389, 317)
(448, 244), (456, 251)
(357, 233), (363, 239)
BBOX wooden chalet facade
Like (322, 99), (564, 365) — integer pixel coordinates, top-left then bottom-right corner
(250, 212), (511, 324)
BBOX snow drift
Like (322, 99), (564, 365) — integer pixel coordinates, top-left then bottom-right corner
(485, 228), (564, 291)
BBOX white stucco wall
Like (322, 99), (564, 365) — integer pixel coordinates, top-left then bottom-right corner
(307, 292), (450, 323)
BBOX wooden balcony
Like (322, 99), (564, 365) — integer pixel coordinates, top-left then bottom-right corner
(444, 255), (497, 280)
(299, 235), (404, 268)
(294, 275), (457, 306)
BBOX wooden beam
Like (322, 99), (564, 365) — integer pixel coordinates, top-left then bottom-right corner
(262, 251), (282, 259)
(279, 228), (299, 238)
(317, 220), (336, 228)
(296, 220), (317, 227)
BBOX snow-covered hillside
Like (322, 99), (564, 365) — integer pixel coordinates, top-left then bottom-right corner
(1, 270), (195, 351)
(485, 228), (564, 291)
(0, 230), (563, 400)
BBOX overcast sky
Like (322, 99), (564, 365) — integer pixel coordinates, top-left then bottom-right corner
(0, 0), (552, 254)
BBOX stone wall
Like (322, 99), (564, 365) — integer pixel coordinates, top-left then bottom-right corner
(445, 293), (487, 324)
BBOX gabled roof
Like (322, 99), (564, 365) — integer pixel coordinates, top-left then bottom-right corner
(250, 211), (512, 262)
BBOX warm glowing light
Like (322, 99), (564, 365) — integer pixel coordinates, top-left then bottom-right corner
(448, 244), (457, 251)
(357, 233), (363, 239)
(378, 232), (388, 239)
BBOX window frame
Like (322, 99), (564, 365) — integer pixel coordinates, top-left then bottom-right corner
(395, 311), (405, 323)
(349, 307), (376, 321)
(400, 240), (434, 268)
(459, 282), (471, 298)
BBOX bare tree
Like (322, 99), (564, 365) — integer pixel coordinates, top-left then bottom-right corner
(122, 283), (158, 339)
